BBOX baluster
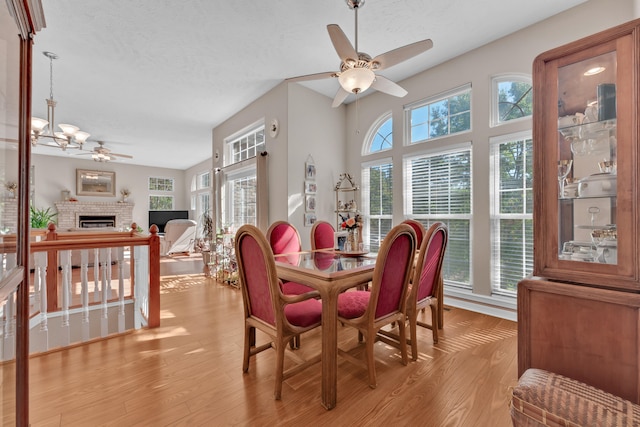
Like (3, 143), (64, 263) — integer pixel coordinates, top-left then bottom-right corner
(105, 247), (112, 299)
(59, 250), (71, 346)
(0, 297), (5, 361)
(100, 247), (109, 337)
(3, 291), (15, 360)
(80, 249), (90, 342)
(133, 245), (148, 327)
(32, 252), (42, 314)
(117, 246), (125, 333)
(93, 248), (100, 302)
(5, 253), (16, 270)
(33, 252), (49, 353)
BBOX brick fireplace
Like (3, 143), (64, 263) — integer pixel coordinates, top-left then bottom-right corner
(55, 201), (134, 231)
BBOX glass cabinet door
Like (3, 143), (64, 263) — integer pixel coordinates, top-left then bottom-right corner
(533, 22), (639, 290)
(557, 50), (617, 265)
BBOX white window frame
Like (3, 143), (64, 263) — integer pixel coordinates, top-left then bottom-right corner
(489, 131), (533, 295)
(148, 195), (174, 210)
(222, 163), (257, 229)
(403, 143), (473, 289)
(224, 120), (265, 167)
(490, 73), (533, 127)
(361, 157), (393, 252)
(362, 112), (393, 155)
(148, 176), (174, 192)
(404, 83), (472, 145)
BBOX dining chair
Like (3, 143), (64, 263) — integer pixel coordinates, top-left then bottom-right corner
(266, 220), (315, 296)
(235, 224), (323, 400)
(311, 220), (336, 250)
(379, 222), (448, 360)
(336, 223), (416, 389)
(402, 219), (426, 248)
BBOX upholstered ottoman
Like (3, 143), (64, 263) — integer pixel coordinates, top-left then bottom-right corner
(510, 368), (640, 426)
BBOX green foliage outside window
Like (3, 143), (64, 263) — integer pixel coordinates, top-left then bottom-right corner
(149, 195), (173, 210)
(497, 81), (532, 123)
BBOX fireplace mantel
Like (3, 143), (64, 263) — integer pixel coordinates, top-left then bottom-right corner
(55, 201), (134, 231)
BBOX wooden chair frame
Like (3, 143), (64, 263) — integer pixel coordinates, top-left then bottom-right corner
(379, 222), (448, 360)
(337, 224), (416, 388)
(236, 224), (322, 399)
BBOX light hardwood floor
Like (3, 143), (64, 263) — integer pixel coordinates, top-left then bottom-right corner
(27, 259), (518, 426)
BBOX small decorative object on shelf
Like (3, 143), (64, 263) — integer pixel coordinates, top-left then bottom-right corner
(5, 181), (17, 198)
(120, 188), (130, 203)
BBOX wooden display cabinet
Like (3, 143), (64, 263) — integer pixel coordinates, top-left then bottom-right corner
(519, 18), (640, 402)
(531, 18), (639, 290)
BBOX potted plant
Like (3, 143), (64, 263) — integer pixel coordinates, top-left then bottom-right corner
(30, 206), (57, 229)
(199, 212), (214, 275)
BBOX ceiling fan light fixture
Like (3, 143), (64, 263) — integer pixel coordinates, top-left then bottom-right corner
(338, 67), (375, 94)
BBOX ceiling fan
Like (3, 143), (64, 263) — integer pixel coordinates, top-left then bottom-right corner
(286, 0), (433, 107)
(75, 141), (133, 162)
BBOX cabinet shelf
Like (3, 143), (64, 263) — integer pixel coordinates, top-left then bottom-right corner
(335, 173), (359, 230)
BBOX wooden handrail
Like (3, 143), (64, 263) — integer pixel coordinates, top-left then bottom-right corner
(17, 223), (161, 327)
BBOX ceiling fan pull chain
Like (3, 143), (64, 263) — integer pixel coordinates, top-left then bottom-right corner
(355, 93), (361, 134)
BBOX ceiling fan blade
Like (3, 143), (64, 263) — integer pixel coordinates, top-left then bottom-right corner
(286, 71), (337, 83)
(372, 39), (433, 70)
(371, 75), (408, 98)
(331, 87), (351, 108)
(110, 152), (133, 159)
(327, 24), (358, 62)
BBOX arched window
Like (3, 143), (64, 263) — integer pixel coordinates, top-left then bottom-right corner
(363, 113), (393, 155)
(491, 74), (532, 127)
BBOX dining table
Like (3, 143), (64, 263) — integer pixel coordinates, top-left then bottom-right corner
(274, 249), (377, 410)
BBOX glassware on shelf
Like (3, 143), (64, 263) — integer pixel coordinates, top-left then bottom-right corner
(557, 159), (573, 199)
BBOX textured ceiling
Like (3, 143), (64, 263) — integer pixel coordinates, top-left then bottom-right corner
(31, 0), (585, 169)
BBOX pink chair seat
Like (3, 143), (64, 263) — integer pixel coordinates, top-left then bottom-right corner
(337, 291), (370, 318)
(284, 298), (322, 327)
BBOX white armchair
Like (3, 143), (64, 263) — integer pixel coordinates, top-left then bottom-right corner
(161, 219), (197, 255)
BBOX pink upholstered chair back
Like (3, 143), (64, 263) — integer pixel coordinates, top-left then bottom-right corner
(369, 224), (416, 319)
(311, 221), (335, 250)
(402, 219), (426, 248)
(236, 224), (282, 327)
(266, 221), (302, 255)
(413, 222), (448, 303)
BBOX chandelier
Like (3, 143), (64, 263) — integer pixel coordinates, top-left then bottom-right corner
(31, 51), (90, 150)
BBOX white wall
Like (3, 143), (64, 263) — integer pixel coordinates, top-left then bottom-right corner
(287, 84), (346, 248)
(212, 82), (289, 234)
(31, 154), (187, 231)
(342, 0), (634, 314)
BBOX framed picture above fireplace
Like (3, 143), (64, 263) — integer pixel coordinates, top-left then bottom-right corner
(76, 169), (116, 197)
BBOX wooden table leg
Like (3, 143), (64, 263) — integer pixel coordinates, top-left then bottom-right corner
(320, 287), (339, 410)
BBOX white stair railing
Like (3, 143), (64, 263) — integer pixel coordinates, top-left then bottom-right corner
(0, 227), (160, 362)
